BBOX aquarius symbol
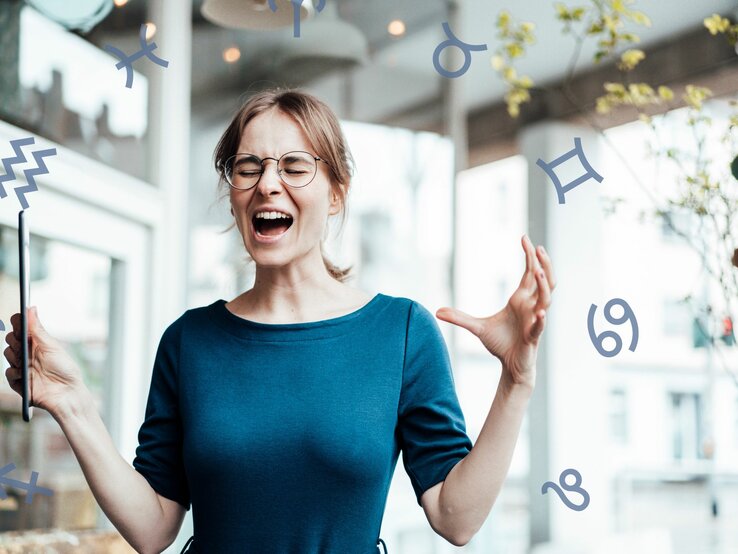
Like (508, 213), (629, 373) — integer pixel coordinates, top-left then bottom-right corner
(433, 22), (488, 78)
(536, 137), (603, 204)
(0, 463), (54, 504)
(587, 297), (639, 358)
(269, 0), (326, 38)
(104, 24), (170, 89)
(0, 137), (57, 210)
(541, 468), (590, 511)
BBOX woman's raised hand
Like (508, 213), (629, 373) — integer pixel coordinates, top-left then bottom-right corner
(4, 306), (87, 415)
(435, 235), (555, 389)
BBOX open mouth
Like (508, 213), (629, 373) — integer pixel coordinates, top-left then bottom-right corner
(252, 213), (294, 237)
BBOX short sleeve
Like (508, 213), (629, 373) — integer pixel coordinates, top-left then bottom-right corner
(132, 319), (191, 511)
(397, 300), (473, 506)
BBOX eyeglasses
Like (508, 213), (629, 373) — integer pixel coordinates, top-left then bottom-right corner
(223, 151), (330, 190)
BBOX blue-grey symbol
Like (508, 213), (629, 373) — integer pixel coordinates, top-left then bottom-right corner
(536, 137), (603, 204)
(0, 320), (4, 331)
(270, 0), (326, 38)
(432, 22), (488, 78)
(0, 137), (57, 210)
(587, 297), (639, 358)
(104, 24), (170, 89)
(542, 468), (590, 511)
(0, 463), (54, 504)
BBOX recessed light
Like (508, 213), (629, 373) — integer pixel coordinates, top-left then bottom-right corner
(113, 0), (129, 6)
(388, 19), (405, 37)
(223, 46), (241, 63)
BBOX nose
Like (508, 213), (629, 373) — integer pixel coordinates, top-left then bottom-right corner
(255, 159), (285, 196)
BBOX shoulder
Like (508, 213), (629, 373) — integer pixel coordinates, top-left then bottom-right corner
(158, 300), (220, 341)
(373, 293), (439, 329)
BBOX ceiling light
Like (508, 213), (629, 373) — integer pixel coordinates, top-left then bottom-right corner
(223, 46), (241, 63)
(387, 19), (405, 37)
(113, 0), (129, 6)
(201, 0), (316, 30)
(145, 22), (156, 40)
(272, 2), (368, 82)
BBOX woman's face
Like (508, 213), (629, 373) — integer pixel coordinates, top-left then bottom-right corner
(229, 108), (341, 270)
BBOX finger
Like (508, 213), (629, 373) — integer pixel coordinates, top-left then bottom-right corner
(436, 307), (484, 336)
(534, 267), (551, 311)
(520, 235), (540, 290)
(4, 346), (18, 367)
(9, 312), (20, 338)
(5, 365), (20, 382)
(29, 306), (45, 337)
(5, 331), (20, 358)
(529, 309), (546, 340)
(6, 375), (21, 397)
(536, 245), (556, 291)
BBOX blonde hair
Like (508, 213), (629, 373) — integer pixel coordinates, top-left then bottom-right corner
(214, 88), (354, 282)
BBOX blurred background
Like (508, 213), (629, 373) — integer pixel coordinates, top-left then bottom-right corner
(0, 0), (737, 552)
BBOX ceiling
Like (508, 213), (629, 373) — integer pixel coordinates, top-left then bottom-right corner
(89, 0), (738, 128)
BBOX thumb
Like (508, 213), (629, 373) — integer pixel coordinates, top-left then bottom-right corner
(436, 306), (482, 336)
(28, 306), (49, 341)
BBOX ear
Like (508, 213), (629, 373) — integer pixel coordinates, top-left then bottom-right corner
(328, 185), (343, 216)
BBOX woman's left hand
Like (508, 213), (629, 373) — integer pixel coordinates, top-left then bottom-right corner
(436, 235), (555, 389)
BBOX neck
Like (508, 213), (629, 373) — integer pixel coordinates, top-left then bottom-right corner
(243, 246), (344, 319)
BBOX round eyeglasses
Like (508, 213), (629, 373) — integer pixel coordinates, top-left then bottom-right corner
(223, 151), (330, 190)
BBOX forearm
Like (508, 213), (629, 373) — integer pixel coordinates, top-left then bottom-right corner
(437, 372), (532, 544)
(52, 387), (172, 554)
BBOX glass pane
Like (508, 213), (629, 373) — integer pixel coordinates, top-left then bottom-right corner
(0, 224), (111, 532)
(0, 5), (149, 181)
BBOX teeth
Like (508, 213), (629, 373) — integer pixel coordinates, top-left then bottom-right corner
(255, 211), (292, 220)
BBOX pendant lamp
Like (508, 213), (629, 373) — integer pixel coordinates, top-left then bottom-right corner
(24, 0), (113, 32)
(201, 0), (316, 30)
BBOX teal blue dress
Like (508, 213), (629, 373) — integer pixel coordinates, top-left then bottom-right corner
(132, 293), (473, 553)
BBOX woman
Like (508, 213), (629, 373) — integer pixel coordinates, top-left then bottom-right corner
(3, 89), (555, 554)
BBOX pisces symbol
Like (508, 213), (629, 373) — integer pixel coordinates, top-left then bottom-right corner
(104, 24), (170, 89)
(541, 468), (590, 511)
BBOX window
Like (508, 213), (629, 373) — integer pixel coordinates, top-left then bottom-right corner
(608, 389), (628, 444)
(0, 225), (112, 533)
(663, 298), (692, 337)
(669, 392), (703, 461)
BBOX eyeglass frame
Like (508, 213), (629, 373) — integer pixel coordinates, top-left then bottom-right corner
(222, 150), (332, 190)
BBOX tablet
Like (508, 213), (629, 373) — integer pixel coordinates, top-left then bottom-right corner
(18, 210), (33, 422)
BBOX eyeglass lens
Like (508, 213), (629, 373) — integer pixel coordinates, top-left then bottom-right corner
(226, 152), (317, 189)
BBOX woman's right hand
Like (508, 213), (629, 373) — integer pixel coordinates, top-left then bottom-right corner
(3, 306), (87, 416)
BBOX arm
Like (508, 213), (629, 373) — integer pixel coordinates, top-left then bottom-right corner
(5, 307), (187, 554)
(420, 377), (531, 546)
(431, 235), (555, 545)
(53, 386), (186, 554)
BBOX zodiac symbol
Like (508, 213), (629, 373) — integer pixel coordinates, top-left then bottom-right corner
(104, 24), (170, 89)
(536, 137), (603, 204)
(541, 468), (590, 511)
(432, 22), (488, 78)
(269, 0), (326, 38)
(0, 137), (57, 210)
(587, 297), (639, 358)
(0, 463), (54, 504)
